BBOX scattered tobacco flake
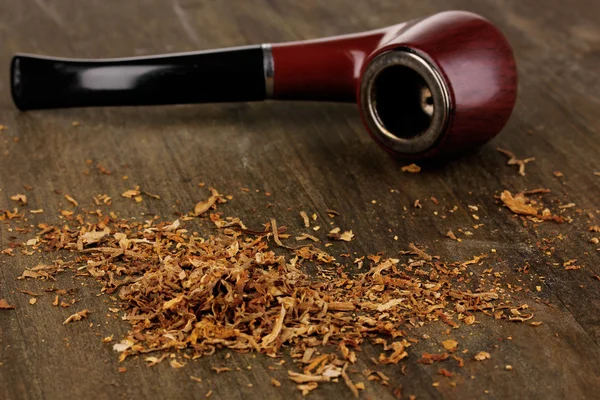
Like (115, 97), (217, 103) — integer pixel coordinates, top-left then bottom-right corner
(2, 184), (557, 397)
(63, 309), (89, 325)
(143, 191), (161, 200)
(122, 187), (141, 199)
(474, 351), (491, 361)
(18, 264), (63, 281)
(170, 359), (186, 369)
(194, 187), (223, 216)
(17, 288), (42, 296)
(80, 228), (111, 247)
(378, 342), (409, 364)
(64, 194), (78, 207)
(271, 378), (281, 387)
(418, 352), (449, 365)
(299, 211), (310, 228)
(558, 203), (576, 209)
(563, 259), (582, 271)
(10, 194), (27, 205)
(0, 299), (15, 310)
(408, 243), (432, 261)
(144, 355), (168, 366)
(342, 363), (359, 398)
(393, 385), (403, 399)
(441, 339), (458, 352)
(96, 163), (111, 175)
(401, 164), (421, 173)
(211, 366), (231, 374)
(446, 231), (459, 241)
(269, 218), (293, 249)
(499, 190), (565, 223)
(497, 148), (535, 176)
(296, 233), (320, 242)
(297, 382), (318, 395)
(460, 254), (487, 267)
(452, 355), (465, 368)
(500, 191), (537, 216)
(522, 188), (551, 195)
(328, 227), (354, 242)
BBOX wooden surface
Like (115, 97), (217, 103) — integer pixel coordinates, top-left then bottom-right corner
(1, 1), (600, 399)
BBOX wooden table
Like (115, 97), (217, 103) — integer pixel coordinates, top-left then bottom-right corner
(1, 1), (599, 399)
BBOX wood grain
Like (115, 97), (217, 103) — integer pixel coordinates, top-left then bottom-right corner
(1, 1), (600, 399)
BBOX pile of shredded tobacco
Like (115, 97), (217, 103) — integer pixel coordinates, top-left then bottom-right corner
(0, 184), (553, 398)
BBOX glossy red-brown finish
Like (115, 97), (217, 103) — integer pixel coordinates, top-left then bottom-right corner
(271, 29), (393, 101)
(363, 12), (518, 158)
(271, 11), (517, 158)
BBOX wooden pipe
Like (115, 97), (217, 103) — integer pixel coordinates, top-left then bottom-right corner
(10, 11), (517, 159)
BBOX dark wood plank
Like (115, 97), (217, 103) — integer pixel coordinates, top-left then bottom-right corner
(1, 1), (600, 399)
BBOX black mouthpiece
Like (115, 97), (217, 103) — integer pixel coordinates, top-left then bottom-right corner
(11, 46), (267, 111)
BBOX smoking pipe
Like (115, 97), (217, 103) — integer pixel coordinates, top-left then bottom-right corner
(10, 10), (517, 159)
